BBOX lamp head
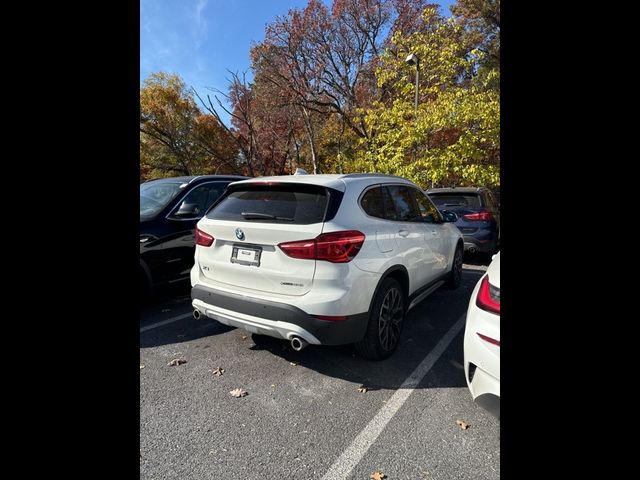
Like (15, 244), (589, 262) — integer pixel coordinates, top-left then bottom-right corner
(405, 53), (419, 66)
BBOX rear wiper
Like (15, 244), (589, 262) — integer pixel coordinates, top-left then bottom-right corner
(241, 212), (294, 221)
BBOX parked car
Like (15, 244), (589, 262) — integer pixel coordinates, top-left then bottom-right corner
(426, 187), (500, 255)
(191, 173), (464, 360)
(140, 175), (247, 293)
(463, 251), (500, 418)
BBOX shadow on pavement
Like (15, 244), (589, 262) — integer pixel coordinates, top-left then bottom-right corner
(140, 270), (485, 391)
(245, 269), (485, 391)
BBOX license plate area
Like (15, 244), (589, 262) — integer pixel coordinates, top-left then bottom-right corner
(231, 245), (262, 267)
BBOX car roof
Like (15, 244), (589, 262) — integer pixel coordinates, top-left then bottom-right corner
(230, 173), (416, 191)
(143, 175), (248, 185)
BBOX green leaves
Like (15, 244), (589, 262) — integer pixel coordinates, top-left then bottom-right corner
(353, 6), (500, 188)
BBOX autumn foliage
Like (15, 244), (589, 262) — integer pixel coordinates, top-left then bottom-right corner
(140, 0), (500, 188)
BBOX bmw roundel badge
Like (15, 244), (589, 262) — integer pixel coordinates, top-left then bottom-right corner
(235, 228), (245, 240)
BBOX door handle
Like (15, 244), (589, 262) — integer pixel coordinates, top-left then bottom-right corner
(398, 229), (409, 237)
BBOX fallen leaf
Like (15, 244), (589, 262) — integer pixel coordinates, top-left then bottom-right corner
(241, 335), (248, 340)
(289, 361), (298, 366)
(456, 419), (470, 430)
(357, 385), (368, 393)
(230, 388), (248, 398)
(167, 359), (187, 367)
(371, 471), (386, 480)
(271, 384), (275, 388)
(140, 364), (145, 369)
(212, 367), (225, 376)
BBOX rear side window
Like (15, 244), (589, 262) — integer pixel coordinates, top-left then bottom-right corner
(360, 186), (398, 221)
(361, 187), (385, 218)
(207, 184), (330, 224)
(429, 193), (482, 209)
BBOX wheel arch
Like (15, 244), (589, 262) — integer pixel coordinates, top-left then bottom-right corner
(368, 265), (410, 315)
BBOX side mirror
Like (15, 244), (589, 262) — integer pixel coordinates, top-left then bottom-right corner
(173, 203), (200, 218)
(441, 210), (458, 223)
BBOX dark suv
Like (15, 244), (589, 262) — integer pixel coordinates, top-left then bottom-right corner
(426, 187), (500, 255)
(140, 175), (247, 293)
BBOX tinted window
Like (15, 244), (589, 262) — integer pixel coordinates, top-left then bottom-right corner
(387, 185), (421, 222)
(412, 189), (442, 223)
(140, 182), (184, 218)
(207, 185), (328, 224)
(428, 193), (482, 209)
(176, 182), (227, 217)
(361, 186), (399, 221)
(361, 187), (385, 219)
(381, 187), (398, 221)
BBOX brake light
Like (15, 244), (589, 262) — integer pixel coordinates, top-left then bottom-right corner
(279, 230), (365, 263)
(476, 275), (500, 314)
(195, 227), (214, 247)
(463, 211), (493, 221)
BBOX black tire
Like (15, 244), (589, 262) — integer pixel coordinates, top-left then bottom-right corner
(445, 244), (463, 289)
(355, 278), (405, 360)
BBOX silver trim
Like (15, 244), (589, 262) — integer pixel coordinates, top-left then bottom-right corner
(407, 280), (445, 311)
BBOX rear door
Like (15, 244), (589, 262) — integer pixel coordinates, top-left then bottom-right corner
(195, 183), (332, 296)
(386, 185), (435, 294)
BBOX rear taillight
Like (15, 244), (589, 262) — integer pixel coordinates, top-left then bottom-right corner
(463, 211), (493, 221)
(195, 227), (214, 247)
(476, 275), (500, 314)
(279, 230), (365, 263)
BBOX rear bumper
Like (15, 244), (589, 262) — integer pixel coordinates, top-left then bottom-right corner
(191, 284), (369, 345)
(463, 234), (495, 253)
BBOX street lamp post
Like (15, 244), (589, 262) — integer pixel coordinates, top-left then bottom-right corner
(405, 53), (420, 167)
(405, 53), (420, 120)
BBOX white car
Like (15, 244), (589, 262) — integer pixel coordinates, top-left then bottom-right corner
(463, 251), (500, 417)
(191, 173), (463, 360)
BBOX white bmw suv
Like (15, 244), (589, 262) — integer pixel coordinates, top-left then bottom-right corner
(191, 174), (463, 360)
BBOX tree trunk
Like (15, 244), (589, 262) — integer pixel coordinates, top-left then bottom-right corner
(301, 106), (318, 174)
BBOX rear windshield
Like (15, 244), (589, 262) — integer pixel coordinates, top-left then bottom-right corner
(207, 184), (330, 224)
(428, 193), (481, 209)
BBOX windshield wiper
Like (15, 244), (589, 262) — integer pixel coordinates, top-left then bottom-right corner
(241, 212), (294, 221)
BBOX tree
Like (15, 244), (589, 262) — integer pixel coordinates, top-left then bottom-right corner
(358, 7), (500, 188)
(140, 72), (239, 179)
(451, 0), (500, 89)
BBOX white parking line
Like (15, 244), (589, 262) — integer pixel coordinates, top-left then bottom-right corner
(139, 313), (193, 333)
(321, 314), (466, 480)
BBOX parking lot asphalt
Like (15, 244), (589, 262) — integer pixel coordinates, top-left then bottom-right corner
(140, 260), (499, 480)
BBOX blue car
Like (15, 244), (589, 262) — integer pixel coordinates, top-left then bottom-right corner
(427, 187), (500, 255)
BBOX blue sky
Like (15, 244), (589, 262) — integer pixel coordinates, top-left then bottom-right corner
(141, 0), (455, 126)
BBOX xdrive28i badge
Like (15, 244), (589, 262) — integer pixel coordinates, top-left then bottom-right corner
(235, 228), (245, 240)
